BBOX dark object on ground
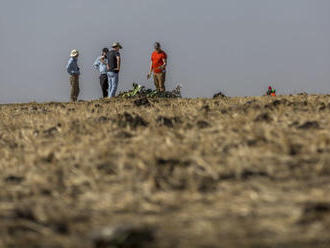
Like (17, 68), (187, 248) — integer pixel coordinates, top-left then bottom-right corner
(117, 112), (148, 129)
(299, 202), (330, 224)
(92, 224), (155, 248)
(5, 175), (25, 184)
(298, 121), (320, 130)
(197, 120), (210, 129)
(255, 112), (273, 122)
(43, 127), (58, 137)
(241, 169), (269, 180)
(156, 116), (181, 128)
(97, 116), (111, 123)
(134, 97), (151, 107)
(213, 91), (227, 99)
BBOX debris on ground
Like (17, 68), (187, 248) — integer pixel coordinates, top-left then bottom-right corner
(213, 91), (227, 99)
(91, 224), (155, 248)
(119, 83), (182, 98)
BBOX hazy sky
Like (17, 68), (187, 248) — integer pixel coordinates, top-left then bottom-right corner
(0, 0), (329, 103)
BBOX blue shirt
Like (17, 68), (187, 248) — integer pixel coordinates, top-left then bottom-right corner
(93, 56), (109, 74)
(66, 57), (80, 75)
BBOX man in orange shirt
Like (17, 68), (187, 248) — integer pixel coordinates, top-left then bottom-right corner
(147, 42), (167, 92)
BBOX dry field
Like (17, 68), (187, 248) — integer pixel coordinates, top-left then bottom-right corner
(1, 95), (330, 248)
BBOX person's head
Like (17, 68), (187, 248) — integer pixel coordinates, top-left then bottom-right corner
(112, 42), (122, 51)
(70, 49), (79, 58)
(154, 42), (161, 52)
(102, 48), (109, 56)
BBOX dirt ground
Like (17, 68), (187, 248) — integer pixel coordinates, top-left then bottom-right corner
(1, 95), (330, 248)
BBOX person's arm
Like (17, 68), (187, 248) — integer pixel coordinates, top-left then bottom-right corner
(93, 58), (100, 69)
(100, 56), (107, 64)
(147, 61), (153, 79)
(66, 59), (73, 75)
(161, 57), (167, 70)
(161, 52), (167, 70)
(115, 56), (121, 72)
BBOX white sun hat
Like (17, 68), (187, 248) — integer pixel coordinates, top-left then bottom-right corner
(70, 49), (79, 57)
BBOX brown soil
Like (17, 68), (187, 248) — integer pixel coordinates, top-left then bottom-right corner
(1, 95), (330, 248)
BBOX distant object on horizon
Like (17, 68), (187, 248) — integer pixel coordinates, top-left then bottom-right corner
(266, 86), (277, 97)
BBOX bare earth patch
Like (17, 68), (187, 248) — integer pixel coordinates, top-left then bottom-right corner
(1, 95), (330, 248)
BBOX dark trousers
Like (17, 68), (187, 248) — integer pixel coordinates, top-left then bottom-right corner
(100, 74), (109, 98)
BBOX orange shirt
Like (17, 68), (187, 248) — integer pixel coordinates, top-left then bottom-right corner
(151, 51), (167, 73)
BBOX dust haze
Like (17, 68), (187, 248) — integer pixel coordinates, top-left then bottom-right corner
(0, 0), (329, 103)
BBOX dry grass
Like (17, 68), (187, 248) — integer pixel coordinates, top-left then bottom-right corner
(1, 95), (330, 248)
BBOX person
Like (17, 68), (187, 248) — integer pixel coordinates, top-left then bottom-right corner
(94, 48), (109, 98)
(271, 89), (277, 96)
(266, 86), (277, 96)
(66, 49), (80, 102)
(147, 42), (167, 92)
(266, 86), (273, 96)
(107, 42), (122, 98)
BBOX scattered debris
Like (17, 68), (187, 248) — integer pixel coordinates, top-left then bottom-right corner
(134, 97), (151, 107)
(213, 91), (227, 99)
(119, 83), (182, 99)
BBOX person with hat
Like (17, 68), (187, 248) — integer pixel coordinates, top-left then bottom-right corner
(66, 49), (80, 102)
(107, 42), (122, 98)
(147, 42), (167, 92)
(94, 48), (110, 98)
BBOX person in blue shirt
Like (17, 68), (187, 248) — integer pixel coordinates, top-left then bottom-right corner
(93, 48), (109, 98)
(66, 49), (80, 102)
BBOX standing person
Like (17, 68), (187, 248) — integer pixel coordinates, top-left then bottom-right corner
(147, 42), (167, 92)
(107, 42), (122, 98)
(66, 49), (80, 102)
(94, 48), (109, 98)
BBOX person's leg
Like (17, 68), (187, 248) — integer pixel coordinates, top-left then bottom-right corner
(107, 72), (113, 98)
(100, 74), (108, 98)
(104, 75), (109, 97)
(159, 72), (166, 92)
(70, 75), (77, 102)
(73, 75), (80, 101)
(153, 73), (160, 91)
(109, 73), (119, 97)
(76, 76), (80, 100)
